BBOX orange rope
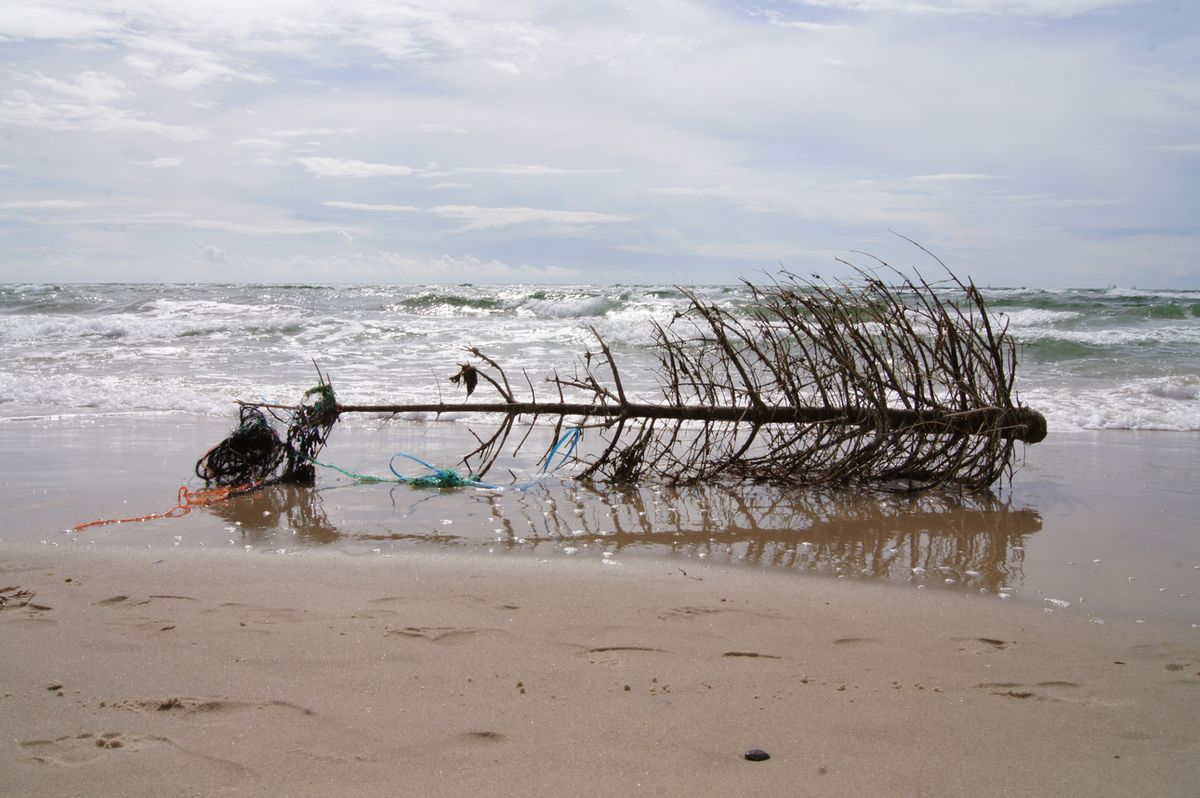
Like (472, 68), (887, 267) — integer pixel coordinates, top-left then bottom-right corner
(73, 484), (255, 532)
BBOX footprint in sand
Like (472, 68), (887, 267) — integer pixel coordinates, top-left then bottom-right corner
(104, 695), (376, 765)
(975, 680), (1120, 706)
(459, 730), (507, 744)
(20, 731), (230, 766)
(19, 730), (251, 783)
(1126, 642), (1200, 665)
(951, 637), (1012, 654)
(385, 626), (509, 645)
(96, 595), (198, 609)
(214, 603), (310, 624)
(722, 651), (784, 660)
(658, 606), (725, 620)
(575, 644), (668, 667)
(110, 695), (314, 717)
(20, 733), (116, 765)
(587, 645), (665, 654)
(1125, 643), (1200, 683)
(93, 595), (199, 635)
(8, 611), (56, 626)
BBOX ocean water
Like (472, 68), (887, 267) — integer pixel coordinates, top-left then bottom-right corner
(2, 282), (1198, 431)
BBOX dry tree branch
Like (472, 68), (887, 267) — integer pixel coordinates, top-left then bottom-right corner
(304, 265), (1047, 491)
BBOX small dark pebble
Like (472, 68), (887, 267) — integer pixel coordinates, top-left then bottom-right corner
(744, 748), (770, 762)
(47, 683), (63, 691)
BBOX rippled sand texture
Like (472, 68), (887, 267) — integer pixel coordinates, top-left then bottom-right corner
(3, 548), (1198, 797)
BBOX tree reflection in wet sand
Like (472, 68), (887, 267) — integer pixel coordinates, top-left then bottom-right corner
(204, 479), (1040, 595)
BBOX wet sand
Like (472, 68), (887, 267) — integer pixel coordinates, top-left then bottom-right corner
(2, 545), (1198, 797)
(2, 414), (1197, 623)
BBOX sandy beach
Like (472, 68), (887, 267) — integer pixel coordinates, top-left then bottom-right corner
(3, 544), (1198, 797)
(2, 417), (1198, 795)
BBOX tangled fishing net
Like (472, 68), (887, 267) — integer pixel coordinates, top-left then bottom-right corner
(196, 381), (338, 488)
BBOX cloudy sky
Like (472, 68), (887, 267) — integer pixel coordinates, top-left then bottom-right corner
(1, 0), (1196, 286)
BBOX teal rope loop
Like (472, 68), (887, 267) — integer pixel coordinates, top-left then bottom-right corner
(309, 459), (392, 483)
(389, 453), (497, 489)
(308, 454), (495, 489)
(309, 427), (581, 492)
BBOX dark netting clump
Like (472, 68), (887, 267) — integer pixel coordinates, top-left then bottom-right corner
(196, 381), (338, 488)
(195, 406), (285, 487)
(281, 383), (339, 485)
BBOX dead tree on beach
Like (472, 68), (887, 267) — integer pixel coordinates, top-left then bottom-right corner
(197, 265), (1046, 493)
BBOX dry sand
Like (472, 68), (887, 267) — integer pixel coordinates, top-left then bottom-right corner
(2, 545), (1198, 796)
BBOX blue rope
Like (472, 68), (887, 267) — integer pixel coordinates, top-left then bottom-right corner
(309, 454), (496, 489)
(311, 428), (581, 492)
(516, 427), (582, 491)
(310, 459), (392, 483)
(389, 453), (498, 489)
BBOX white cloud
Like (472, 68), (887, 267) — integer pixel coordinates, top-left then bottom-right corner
(28, 71), (129, 103)
(488, 60), (522, 76)
(429, 254), (579, 283)
(0, 199), (104, 210)
(13, 207), (345, 236)
(791, 0), (1139, 16)
(260, 251), (583, 284)
(979, 192), (1130, 207)
(0, 91), (204, 140)
(646, 185), (741, 197)
(322, 201), (420, 212)
(417, 123), (468, 134)
(910, 173), (1006, 181)
(274, 127), (357, 137)
(197, 241), (228, 262)
(125, 34), (269, 89)
(762, 11), (852, 31)
(234, 138), (285, 149)
(296, 157), (416, 178)
(431, 164), (620, 177)
(620, 240), (837, 261)
(431, 205), (632, 231)
(0, 6), (121, 40)
(138, 157), (183, 168)
(1, 67), (205, 141)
